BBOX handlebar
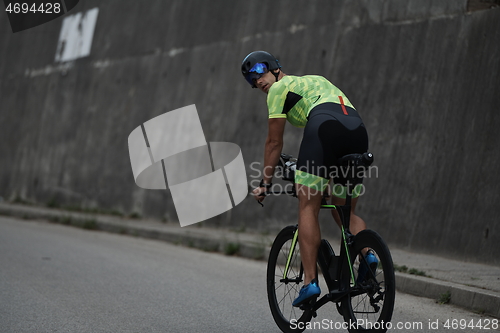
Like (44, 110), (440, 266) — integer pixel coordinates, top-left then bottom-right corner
(279, 153), (297, 182)
(255, 152), (374, 206)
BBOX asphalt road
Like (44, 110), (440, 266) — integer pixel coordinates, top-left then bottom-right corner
(0, 216), (496, 333)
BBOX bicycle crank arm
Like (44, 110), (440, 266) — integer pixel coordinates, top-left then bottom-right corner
(279, 278), (302, 284)
(312, 289), (350, 311)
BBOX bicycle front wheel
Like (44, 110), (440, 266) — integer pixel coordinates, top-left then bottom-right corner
(267, 225), (313, 333)
(340, 229), (396, 332)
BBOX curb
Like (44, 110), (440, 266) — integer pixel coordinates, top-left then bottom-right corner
(1, 202), (498, 319)
(396, 273), (500, 318)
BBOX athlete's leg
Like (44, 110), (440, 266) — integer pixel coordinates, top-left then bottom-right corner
(330, 194), (374, 260)
(330, 195), (366, 235)
(296, 184), (323, 286)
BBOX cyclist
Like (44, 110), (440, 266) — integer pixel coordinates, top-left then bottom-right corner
(242, 50), (377, 307)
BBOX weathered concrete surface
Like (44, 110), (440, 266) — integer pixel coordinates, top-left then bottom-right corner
(0, 1), (499, 264)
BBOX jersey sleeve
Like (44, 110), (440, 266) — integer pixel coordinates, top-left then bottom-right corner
(266, 80), (288, 119)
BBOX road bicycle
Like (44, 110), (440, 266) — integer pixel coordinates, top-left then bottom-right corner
(264, 152), (395, 332)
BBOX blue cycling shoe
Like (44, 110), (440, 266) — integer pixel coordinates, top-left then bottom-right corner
(357, 251), (378, 285)
(292, 279), (321, 307)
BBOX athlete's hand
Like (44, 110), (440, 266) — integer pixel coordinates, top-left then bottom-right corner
(252, 186), (267, 203)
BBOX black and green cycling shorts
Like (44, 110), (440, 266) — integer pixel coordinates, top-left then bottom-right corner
(295, 102), (369, 197)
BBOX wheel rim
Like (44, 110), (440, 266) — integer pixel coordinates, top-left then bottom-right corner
(268, 229), (313, 332)
(272, 237), (304, 322)
(343, 240), (395, 331)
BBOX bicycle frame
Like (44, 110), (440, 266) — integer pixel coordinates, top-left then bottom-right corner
(267, 186), (358, 307)
(265, 152), (375, 306)
(266, 152), (396, 331)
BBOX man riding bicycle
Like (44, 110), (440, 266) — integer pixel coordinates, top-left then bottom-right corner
(242, 50), (377, 307)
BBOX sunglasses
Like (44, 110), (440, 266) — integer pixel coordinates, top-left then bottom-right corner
(244, 63), (269, 87)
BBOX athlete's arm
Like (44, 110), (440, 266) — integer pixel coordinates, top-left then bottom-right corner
(263, 117), (286, 184)
(253, 117), (286, 201)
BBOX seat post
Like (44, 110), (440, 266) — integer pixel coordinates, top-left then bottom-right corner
(342, 160), (353, 230)
(337, 152), (373, 232)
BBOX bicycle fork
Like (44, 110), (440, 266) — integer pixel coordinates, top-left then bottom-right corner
(282, 226), (300, 281)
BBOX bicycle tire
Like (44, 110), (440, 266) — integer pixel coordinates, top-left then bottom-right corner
(340, 229), (396, 333)
(267, 225), (313, 333)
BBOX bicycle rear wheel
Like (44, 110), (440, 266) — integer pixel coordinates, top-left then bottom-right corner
(340, 229), (395, 332)
(267, 225), (313, 333)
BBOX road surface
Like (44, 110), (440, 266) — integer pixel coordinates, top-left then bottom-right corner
(0, 216), (496, 332)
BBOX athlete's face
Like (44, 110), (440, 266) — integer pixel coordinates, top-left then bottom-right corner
(255, 70), (278, 94)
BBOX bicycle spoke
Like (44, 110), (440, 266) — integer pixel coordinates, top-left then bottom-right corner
(267, 226), (312, 332)
(340, 230), (395, 332)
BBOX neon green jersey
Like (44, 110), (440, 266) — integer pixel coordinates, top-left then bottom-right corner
(267, 75), (355, 128)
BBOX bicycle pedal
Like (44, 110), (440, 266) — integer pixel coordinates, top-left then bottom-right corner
(299, 299), (316, 311)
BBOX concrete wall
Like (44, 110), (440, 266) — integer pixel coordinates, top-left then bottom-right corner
(1, 0), (499, 264)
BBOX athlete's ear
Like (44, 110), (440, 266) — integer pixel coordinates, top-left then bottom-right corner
(271, 69), (281, 82)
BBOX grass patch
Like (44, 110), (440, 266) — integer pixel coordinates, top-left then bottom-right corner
(224, 242), (240, 256)
(12, 196), (32, 205)
(109, 209), (124, 217)
(48, 216), (60, 223)
(82, 219), (98, 230)
(46, 198), (60, 208)
(47, 215), (72, 225)
(408, 268), (428, 276)
(437, 291), (451, 305)
(60, 216), (72, 225)
(394, 264), (409, 273)
(128, 212), (141, 219)
(394, 264), (430, 277)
